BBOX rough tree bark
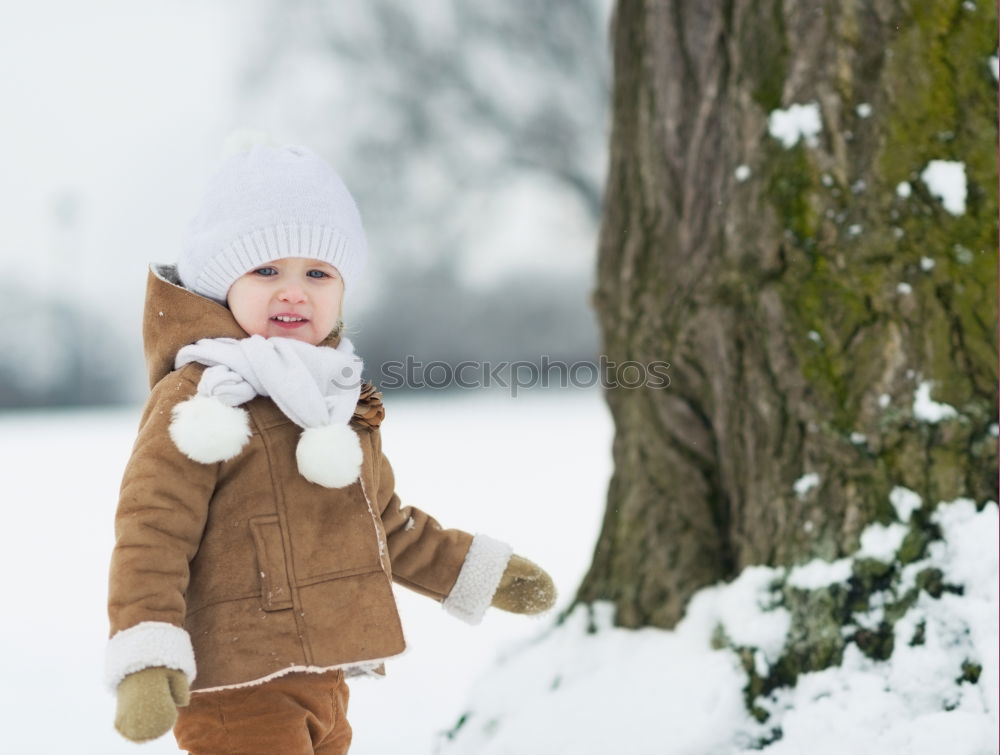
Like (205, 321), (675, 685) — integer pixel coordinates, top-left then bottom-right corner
(575, 0), (998, 631)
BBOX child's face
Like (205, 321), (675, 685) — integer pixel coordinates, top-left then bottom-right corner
(226, 257), (344, 345)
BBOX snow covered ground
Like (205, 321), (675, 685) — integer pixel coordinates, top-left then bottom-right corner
(1, 387), (995, 754)
(0, 386), (612, 754)
(438, 499), (998, 755)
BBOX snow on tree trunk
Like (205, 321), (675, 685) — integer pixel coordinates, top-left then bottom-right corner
(575, 0), (998, 645)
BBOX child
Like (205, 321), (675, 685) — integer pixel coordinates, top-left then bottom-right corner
(106, 137), (557, 754)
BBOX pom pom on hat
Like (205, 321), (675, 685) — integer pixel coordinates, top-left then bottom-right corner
(296, 423), (364, 488)
(220, 128), (277, 161)
(169, 395), (252, 464)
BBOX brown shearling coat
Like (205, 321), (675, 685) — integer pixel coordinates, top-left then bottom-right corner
(106, 265), (510, 693)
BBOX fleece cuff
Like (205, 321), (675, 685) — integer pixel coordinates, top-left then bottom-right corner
(105, 621), (197, 692)
(442, 533), (513, 626)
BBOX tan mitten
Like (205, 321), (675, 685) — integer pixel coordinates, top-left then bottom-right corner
(490, 554), (557, 614)
(114, 666), (190, 743)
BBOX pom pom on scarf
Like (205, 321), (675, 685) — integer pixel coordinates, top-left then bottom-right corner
(296, 424), (363, 488)
(168, 395), (252, 464)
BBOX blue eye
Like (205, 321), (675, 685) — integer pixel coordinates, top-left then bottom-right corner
(307, 270), (329, 279)
(253, 267), (277, 277)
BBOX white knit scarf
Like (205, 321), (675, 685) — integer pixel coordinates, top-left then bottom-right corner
(168, 334), (366, 488)
(175, 334), (363, 428)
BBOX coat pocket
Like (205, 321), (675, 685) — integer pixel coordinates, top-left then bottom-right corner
(249, 514), (294, 611)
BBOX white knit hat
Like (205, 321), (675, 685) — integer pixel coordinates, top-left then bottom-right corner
(178, 131), (368, 303)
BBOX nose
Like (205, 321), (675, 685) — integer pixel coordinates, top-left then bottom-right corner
(277, 283), (306, 303)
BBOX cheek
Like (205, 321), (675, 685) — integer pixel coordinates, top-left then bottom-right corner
(227, 287), (269, 330)
(318, 290), (342, 319)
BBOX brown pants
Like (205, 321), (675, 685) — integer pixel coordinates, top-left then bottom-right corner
(173, 669), (352, 754)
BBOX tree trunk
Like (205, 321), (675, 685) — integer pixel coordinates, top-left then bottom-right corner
(576, 0), (998, 630)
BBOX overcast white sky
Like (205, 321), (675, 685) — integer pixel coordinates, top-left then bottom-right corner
(0, 1), (248, 316)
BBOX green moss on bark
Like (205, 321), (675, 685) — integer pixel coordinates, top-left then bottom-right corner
(879, 0), (998, 408)
(756, 0), (997, 552)
(741, 0), (789, 111)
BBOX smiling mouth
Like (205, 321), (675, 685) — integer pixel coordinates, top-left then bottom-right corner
(270, 315), (309, 329)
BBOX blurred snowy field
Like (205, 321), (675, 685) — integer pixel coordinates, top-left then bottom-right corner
(0, 386), (611, 754)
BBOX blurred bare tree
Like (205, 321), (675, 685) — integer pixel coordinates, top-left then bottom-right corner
(235, 0), (613, 381)
(0, 287), (127, 408)
(243, 0), (609, 218)
(0, 188), (130, 408)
